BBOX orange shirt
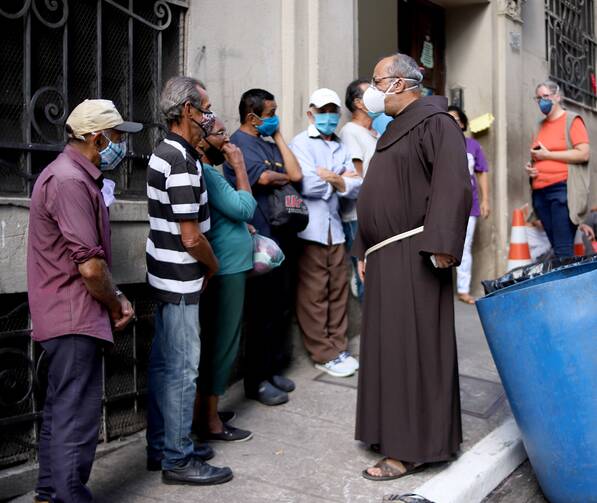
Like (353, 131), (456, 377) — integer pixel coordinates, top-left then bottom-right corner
(532, 113), (589, 190)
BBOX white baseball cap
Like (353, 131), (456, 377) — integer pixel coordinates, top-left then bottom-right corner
(309, 88), (342, 109)
(66, 99), (143, 140)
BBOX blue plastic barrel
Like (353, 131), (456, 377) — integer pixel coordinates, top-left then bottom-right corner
(476, 260), (597, 503)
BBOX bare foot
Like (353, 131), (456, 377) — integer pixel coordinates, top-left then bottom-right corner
(457, 293), (475, 305)
(366, 457), (407, 477)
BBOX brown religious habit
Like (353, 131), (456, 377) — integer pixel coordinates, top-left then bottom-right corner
(353, 95), (472, 464)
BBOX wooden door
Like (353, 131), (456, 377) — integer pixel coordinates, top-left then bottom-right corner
(397, 0), (446, 96)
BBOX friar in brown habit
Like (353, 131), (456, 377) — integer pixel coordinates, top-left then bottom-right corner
(353, 53), (472, 481)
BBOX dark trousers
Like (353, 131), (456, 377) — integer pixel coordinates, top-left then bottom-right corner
(199, 272), (247, 396)
(243, 234), (296, 395)
(532, 182), (577, 258)
(36, 335), (103, 503)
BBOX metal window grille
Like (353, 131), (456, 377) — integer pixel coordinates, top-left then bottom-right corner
(0, 285), (156, 470)
(545, 0), (597, 109)
(0, 0), (188, 198)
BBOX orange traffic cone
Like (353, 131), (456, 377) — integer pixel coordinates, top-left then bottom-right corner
(507, 208), (533, 270)
(574, 229), (585, 257)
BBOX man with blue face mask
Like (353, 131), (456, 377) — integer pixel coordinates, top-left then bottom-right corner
(289, 88), (362, 378)
(225, 89), (303, 407)
(27, 99), (141, 503)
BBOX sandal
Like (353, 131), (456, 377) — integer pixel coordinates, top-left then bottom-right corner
(362, 457), (426, 481)
(382, 494), (436, 502)
(457, 293), (475, 305)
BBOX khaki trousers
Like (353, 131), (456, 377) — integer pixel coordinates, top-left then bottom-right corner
(296, 239), (349, 364)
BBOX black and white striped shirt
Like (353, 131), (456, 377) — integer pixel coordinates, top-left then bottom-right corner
(146, 132), (210, 304)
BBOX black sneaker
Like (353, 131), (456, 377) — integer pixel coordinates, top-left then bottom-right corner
(147, 444), (215, 471)
(204, 424), (253, 443)
(246, 380), (288, 406)
(270, 375), (296, 393)
(162, 458), (233, 486)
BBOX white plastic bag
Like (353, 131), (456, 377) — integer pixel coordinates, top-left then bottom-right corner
(250, 234), (285, 276)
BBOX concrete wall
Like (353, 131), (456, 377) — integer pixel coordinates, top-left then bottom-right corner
(0, 201), (29, 294)
(445, 2), (498, 292)
(0, 198), (148, 295)
(186, 0), (358, 140)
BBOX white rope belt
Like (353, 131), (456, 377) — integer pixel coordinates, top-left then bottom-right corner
(364, 226), (424, 261)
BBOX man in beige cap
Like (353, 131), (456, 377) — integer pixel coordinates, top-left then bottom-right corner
(289, 88), (362, 378)
(27, 99), (142, 503)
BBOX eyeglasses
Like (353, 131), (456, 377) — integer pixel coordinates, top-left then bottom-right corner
(209, 130), (227, 137)
(370, 76), (399, 88)
(533, 94), (553, 102)
(90, 131), (127, 143)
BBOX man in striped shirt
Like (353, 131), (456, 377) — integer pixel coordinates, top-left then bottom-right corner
(146, 76), (232, 485)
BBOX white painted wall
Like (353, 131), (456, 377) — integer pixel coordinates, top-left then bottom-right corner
(185, 0), (357, 140)
(445, 3), (498, 290)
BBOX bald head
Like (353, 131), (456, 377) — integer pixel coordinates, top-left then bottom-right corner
(374, 53), (423, 88)
(370, 53), (423, 117)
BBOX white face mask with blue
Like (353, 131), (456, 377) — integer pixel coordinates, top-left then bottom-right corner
(98, 133), (127, 171)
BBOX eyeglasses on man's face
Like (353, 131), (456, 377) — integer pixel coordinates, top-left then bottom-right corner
(533, 94), (554, 102)
(370, 76), (399, 89)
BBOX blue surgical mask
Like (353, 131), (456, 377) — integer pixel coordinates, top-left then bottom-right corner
(314, 113), (340, 136)
(255, 115), (279, 137)
(367, 111), (382, 120)
(539, 98), (553, 115)
(99, 134), (127, 171)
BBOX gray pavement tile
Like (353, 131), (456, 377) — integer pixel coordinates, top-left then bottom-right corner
(8, 298), (515, 503)
(454, 301), (500, 383)
(460, 374), (505, 419)
(483, 461), (547, 503)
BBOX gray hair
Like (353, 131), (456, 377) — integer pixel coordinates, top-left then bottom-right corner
(160, 76), (204, 124)
(536, 80), (561, 96)
(386, 53), (424, 85)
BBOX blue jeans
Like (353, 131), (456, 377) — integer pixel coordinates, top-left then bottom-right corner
(146, 298), (200, 470)
(342, 220), (364, 302)
(532, 182), (577, 258)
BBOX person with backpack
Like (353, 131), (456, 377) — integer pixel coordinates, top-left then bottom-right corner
(527, 80), (591, 258)
(224, 89), (303, 406)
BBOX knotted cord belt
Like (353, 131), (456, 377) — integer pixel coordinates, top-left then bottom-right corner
(364, 226), (425, 261)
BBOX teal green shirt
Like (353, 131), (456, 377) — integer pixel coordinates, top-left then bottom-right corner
(203, 164), (257, 275)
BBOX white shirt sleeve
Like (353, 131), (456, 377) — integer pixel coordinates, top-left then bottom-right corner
(339, 125), (365, 161)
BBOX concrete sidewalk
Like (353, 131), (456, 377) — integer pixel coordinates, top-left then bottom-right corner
(10, 301), (516, 503)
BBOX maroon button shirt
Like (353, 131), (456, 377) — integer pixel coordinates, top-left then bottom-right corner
(27, 145), (113, 343)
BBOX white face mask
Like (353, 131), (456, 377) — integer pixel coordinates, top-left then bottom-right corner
(363, 78), (420, 114)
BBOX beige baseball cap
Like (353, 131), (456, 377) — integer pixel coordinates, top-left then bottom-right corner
(309, 88), (342, 109)
(66, 99), (142, 140)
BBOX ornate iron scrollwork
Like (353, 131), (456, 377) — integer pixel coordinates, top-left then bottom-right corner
(29, 87), (68, 144)
(0, 0), (32, 19)
(0, 0), (68, 27)
(32, 0), (68, 28)
(0, 348), (34, 408)
(103, 0), (173, 31)
(545, 0), (597, 108)
(0, 0), (187, 198)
